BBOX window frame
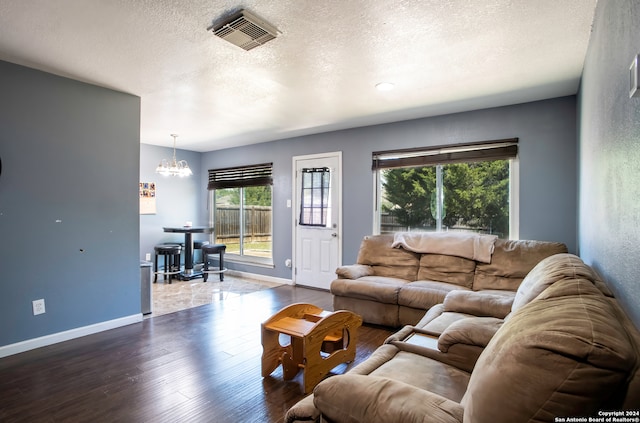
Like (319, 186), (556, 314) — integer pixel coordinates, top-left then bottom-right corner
(372, 140), (519, 239)
(208, 163), (274, 267)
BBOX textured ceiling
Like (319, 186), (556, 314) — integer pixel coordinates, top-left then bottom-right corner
(0, 0), (597, 152)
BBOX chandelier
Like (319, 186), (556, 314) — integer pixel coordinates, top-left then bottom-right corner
(155, 134), (193, 177)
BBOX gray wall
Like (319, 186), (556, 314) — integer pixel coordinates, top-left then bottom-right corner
(202, 96), (578, 280)
(578, 0), (640, 326)
(0, 60), (140, 346)
(139, 143), (204, 263)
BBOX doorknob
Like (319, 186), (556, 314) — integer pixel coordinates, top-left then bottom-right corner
(331, 233), (337, 237)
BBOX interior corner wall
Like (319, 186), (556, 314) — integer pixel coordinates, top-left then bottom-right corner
(578, 0), (640, 326)
(202, 96), (577, 281)
(139, 143), (203, 263)
(0, 60), (141, 347)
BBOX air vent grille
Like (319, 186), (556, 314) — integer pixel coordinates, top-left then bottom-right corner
(211, 10), (277, 51)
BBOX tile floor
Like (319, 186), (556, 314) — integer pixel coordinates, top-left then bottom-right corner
(148, 273), (283, 317)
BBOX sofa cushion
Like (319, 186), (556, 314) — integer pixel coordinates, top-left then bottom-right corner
(356, 234), (420, 280)
(462, 279), (636, 422)
(321, 343), (471, 402)
(443, 290), (514, 319)
(418, 254), (476, 288)
(510, 253), (596, 313)
(368, 350), (471, 402)
(473, 239), (568, 291)
(397, 281), (470, 310)
(314, 375), (463, 423)
(331, 276), (409, 304)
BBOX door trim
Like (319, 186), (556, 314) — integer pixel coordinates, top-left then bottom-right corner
(292, 151), (343, 286)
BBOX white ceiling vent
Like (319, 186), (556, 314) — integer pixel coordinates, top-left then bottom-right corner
(211, 10), (278, 51)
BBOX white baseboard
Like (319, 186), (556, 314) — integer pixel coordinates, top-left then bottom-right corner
(0, 272), (289, 359)
(0, 314), (143, 359)
(226, 269), (293, 286)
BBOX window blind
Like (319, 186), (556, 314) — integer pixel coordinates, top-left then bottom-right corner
(207, 163), (273, 190)
(372, 138), (518, 170)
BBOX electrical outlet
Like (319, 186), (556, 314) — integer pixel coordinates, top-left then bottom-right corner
(32, 299), (46, 315)
(145, 253), (151, 261)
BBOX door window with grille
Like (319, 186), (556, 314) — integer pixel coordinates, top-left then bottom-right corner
(299, 167), (330, 227)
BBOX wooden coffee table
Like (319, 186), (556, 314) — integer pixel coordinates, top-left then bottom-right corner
(261, 303), (362, 393)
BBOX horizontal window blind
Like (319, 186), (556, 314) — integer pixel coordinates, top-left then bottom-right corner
(207, 163), (273, 190)
(372, 138), (518, 170)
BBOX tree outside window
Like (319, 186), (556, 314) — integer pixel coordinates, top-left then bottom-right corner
(381, 160), (510, 237)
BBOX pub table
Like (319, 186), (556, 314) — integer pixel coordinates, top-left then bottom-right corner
(163, 226), (213, 280)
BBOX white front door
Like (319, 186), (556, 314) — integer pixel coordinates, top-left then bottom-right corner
(293, 152), (342, 290)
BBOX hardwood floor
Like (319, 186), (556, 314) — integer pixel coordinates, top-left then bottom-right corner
(0, 286), (394, 423)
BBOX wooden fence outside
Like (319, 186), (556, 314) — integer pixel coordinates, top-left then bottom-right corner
(380, 213), (409, 233)
(214, 210), (501, 243)
(215, 206), (272, 241)
(380, 213), (504, 237)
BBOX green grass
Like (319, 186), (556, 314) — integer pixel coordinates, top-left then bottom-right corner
(219, 240), (272, 258)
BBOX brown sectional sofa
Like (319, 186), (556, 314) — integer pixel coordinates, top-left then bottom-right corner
(285, 253), (640, 422)
(332, 234), (568, 327)
(385, 253), (613, 372)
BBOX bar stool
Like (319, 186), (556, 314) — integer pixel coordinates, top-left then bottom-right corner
(154, 244), (182, 284)
(193, 240), (210, 269)
(202, 244), (227, 282)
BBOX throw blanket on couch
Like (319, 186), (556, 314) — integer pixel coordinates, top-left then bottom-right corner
(391, 232), (498, 263)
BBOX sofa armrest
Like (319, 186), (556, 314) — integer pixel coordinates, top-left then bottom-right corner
(313, 374), (463, 423)
(285, 394), (319, 423)
(438, 317), (503, 352)
(335, 264), (374, 279)
(384, 325), (417, 344)
(443, 290), (513, 319)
